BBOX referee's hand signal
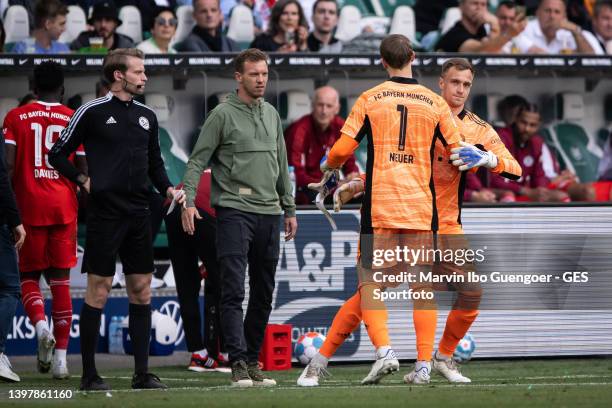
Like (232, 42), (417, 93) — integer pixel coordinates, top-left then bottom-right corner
(182, 207), (202, 235)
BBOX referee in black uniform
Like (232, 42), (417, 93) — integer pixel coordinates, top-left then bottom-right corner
(49, 48), (182, 391)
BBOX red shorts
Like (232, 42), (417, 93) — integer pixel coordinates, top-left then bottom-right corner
(19, 221), (78, 272)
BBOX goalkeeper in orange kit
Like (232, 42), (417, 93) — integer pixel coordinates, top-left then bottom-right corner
(297, 57), (521, 387)
(298, 34), (466, 386)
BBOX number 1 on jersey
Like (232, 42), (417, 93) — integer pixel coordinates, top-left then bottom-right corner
(397, 105), (408, 151)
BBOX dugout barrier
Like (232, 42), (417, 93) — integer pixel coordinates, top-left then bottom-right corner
(6, 205), (612, 361)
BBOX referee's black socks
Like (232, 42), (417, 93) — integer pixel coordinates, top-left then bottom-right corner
(80, 303), (102, 379)
(129, 303), (152, 375)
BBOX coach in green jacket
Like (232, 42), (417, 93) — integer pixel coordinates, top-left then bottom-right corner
(181, 48), (297, 387)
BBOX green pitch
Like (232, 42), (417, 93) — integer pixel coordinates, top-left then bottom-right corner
(2, 359), (612, 407)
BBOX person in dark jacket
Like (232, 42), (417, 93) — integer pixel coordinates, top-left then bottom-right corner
(175, 0), (239, 52)
(250, 0), (309, 52)
(49, 48), (183, 391)
(70, 1), (135, 52)
(0, 131), (25, 383)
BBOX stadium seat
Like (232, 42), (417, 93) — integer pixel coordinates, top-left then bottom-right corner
(59, 5), (87, 44)
(546, 93), (601, 182)
(360, 16), (390, 34)
(173, 5), (195, 45)
(337, 0), (376, 16)
(371, 0), (416, 17)
(439, 7), (461, 35)
(388, 6), (417, 45)
(116, 6), (143, 43)
(0, 98), (18, 125)
(226, 4), (255, 49)
(471, 93), (503, 127)
(3, 5), (29, 47)
(279, 90), (311, 126)
(336, 6), (363, 42)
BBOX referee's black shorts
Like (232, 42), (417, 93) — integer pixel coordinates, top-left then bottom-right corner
(82, 213), (154, 277)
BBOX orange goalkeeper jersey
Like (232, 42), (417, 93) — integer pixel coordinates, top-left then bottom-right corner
(327, 77), (462, 231)
(434, 109), (522, 232)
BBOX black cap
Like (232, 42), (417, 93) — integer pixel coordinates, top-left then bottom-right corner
(88, 1), (122, 26)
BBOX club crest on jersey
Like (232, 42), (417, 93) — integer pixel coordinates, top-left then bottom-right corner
(139, 116), (150, 130)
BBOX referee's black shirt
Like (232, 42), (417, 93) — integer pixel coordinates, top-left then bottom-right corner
(49, 92), (172, 217)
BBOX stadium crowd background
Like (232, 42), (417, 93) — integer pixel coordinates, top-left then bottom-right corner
(0, 0), (611, 206)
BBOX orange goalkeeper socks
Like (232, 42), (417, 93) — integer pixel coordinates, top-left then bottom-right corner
(413, 308), (438, 361)
(319, 291), (362, 359)
(360, 285), (390, 348)
(438, 309), (479, 357)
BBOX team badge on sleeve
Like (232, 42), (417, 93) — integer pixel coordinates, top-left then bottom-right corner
(139, 116), (150, 130)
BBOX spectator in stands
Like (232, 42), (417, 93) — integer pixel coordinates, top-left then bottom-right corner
(137, 8), (178, 53)
(414, 0), (458, 38)
(250, 0), (309, 52)
(13, 0), (70, 54)
(70, 1), (135, 52)
(496, 0), (530, 53)
(436, 0), (526, 53)
(465, 172), (501, 202)
(175, 0), (240, 52)
(514, 0), (595, 53)
(497, 94), (529, 128)
(115, 1), (179, 32)
(307, 0), (341, 53)
(225, 0), (271, 33)
(489, 104), (569, 202)
(582, 0), (612, 54)
(284, 86), (359, 204)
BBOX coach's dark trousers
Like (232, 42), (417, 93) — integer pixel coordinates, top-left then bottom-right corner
(215, 206), (280, 364)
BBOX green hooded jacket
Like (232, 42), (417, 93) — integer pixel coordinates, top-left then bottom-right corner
(183, 92), (296, 217)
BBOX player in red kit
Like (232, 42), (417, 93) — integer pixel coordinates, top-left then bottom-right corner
(2, 62), (86, 379)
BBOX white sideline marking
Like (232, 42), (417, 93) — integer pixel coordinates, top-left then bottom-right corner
(73, 381), (612, 395)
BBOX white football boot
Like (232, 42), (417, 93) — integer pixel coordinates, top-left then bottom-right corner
(432, 351), (471, 383)
(404, 361), (431, 384)
(297, 354), (330, 387)
(361, 347), (400, 385)
(52, 354), (70, 380)
(37, 329), (56, 373)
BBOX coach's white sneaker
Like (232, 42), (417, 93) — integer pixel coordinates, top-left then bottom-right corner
(0, 353), (20, 382)
(361, 347), (400, 385)
(52, 354), (70, 380)
(404, 361), (431, 384)
(37, 330), (56, 373)
(433, 352), (471, 383)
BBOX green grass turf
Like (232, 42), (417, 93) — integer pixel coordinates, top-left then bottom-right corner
(1, 359), (612, 407)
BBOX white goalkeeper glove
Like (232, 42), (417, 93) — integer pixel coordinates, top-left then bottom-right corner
(450, 141), (498, 171)
(333, 178), (364, 212)
(307, 156), (340, 230)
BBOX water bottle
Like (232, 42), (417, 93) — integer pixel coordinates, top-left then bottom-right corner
(108, 316), (123, 354)
(288, 166), (296, 197)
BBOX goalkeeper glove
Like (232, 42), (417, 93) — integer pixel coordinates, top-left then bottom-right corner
(333, 178), (365, 212)
(450, 141), (498, 171)
(308, 156), (339, 194)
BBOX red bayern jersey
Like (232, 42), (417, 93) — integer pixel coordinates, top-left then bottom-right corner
(2, 101), (84, 226)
